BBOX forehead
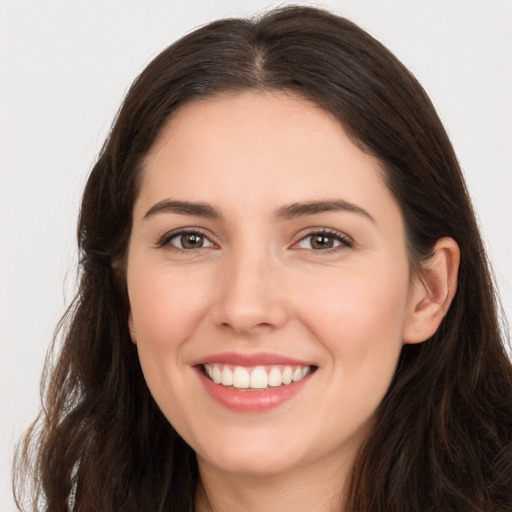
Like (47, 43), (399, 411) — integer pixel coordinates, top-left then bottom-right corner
(136, 90), (399, 224)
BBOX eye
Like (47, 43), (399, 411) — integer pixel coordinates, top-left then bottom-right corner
(295, 230), (352, 251)
(159, 230), (215, 250)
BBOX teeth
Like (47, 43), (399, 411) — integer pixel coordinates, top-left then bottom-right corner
(250, 367), (268, 389)
(268, 367), (282, 387)
(221, 366), (233, 386)
(212, 365), (222, 384)
(282, 366), (293, 385)
(292, 367), (303, 382)
(204, 363), (312, 389)
(232, 367), (250, 388)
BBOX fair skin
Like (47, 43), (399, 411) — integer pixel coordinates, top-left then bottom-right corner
(126, 91), (459, 512)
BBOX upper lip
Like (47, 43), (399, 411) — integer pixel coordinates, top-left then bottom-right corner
(191, 351), (314, 367)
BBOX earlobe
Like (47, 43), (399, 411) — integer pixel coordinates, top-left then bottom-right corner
(128, 310), (137, 344)
(403, 237), (460, 344)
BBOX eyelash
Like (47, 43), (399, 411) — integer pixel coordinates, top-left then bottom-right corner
(293, 228), (354, 253)
(156, 228), (214, 252)
(156, 228), (353, 253)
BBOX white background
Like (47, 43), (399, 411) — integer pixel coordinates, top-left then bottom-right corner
(1, 1), (511, 510)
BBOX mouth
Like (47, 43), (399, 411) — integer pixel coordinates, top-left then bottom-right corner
(202, 363), (316, 390)
(193, 352), (317, 411)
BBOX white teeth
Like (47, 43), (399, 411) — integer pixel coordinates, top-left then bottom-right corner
(292, 367), (303, 382)
(212, 365), (222, 384)
(282, 366), (293, 385)
(232, 366), (250, 388)
(204, 363), (313, 389)
(221, 366), (233, 386)
(268, 367), (283, 387)
(250, 367), (268, 389)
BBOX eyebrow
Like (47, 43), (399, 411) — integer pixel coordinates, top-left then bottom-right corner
(274, 199), (375, 223)
(143, 199), (222, 219)
(143, 198), (374, 223)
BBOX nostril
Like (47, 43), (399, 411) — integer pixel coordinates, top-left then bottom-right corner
(219, 320), (275, 332)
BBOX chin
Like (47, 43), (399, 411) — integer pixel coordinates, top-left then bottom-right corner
(200, 449), (298, 477)
(193, 427), (304, 477)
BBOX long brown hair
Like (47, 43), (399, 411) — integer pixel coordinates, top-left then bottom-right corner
(14, 6), (512, 511)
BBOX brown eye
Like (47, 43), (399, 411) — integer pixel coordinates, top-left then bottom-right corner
(310, 235), (334, 249)
(181, 233), (204, 249)
(296, 231), (351, 251)
(167, 231), (214, 250)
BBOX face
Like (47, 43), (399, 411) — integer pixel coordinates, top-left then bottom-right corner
(126, 91), (418, 479)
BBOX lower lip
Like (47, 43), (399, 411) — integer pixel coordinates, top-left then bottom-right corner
(197, 369), (311, 412)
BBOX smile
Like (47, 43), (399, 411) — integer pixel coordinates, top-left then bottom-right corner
(203, 364), (312, 390)
(194, 353), (317, 412)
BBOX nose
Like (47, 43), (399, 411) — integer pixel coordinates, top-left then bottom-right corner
(211, 248), (290, 335)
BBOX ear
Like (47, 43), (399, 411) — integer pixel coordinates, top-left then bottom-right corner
(403, 237), (460, 344)
(128, 310), (137, 344)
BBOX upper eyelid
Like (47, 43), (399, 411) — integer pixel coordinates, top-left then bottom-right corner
(291, 227), (354, 246)
(157, 227), (216, 247)
(156, 226), (353, 248)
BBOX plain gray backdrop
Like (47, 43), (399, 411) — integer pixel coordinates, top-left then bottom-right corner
(1, 1), (511, 510)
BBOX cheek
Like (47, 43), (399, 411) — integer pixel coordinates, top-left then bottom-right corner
(295, 264), (410, 372)
(129, 266), (213, 346)
(127, 266), (216, 405)
(295, 268), (410, 436)
(126, 265), (219, 435)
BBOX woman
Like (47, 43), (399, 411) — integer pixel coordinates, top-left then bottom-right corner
(14, 6), (512, 512)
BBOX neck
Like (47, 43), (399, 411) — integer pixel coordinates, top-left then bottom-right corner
(195, 454), (353, 512)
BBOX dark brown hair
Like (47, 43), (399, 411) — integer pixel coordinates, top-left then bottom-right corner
(14, 6), (512, 511)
